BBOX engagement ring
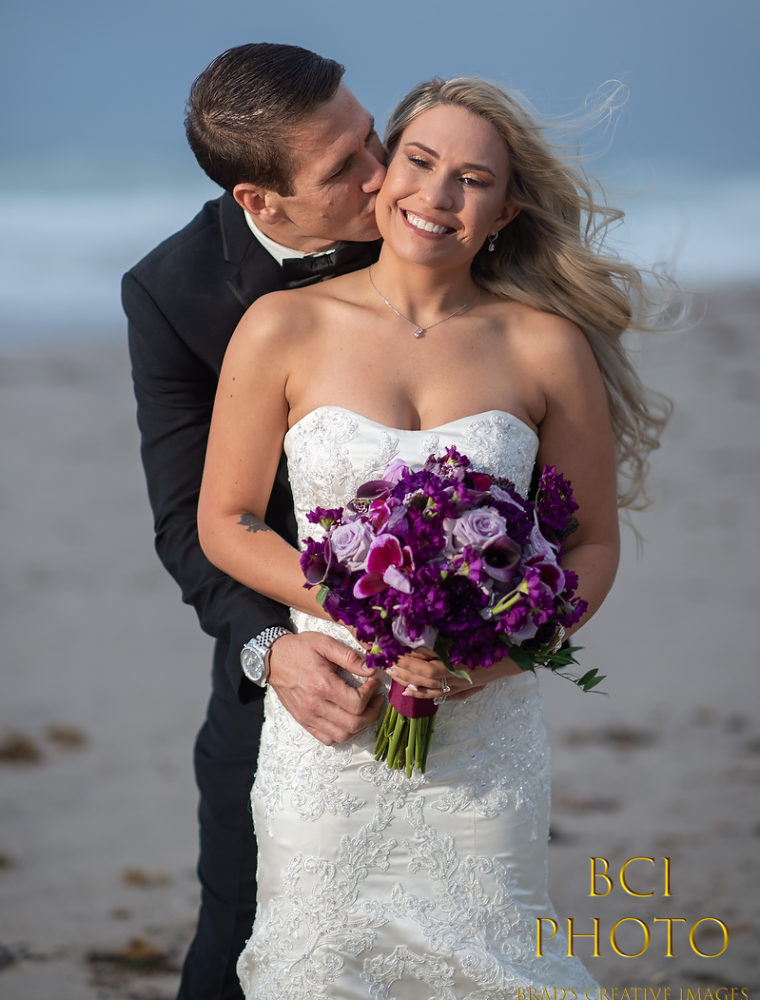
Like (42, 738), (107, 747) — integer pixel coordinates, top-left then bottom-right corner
(434, 677), (452, 706)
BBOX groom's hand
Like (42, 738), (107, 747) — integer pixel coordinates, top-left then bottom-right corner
(267, 631), (384, 746)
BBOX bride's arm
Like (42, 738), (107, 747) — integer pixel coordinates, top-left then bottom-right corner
(384, 313), (620, 701)
(198, 293), (328, 619)
(533, 315), (621, 636)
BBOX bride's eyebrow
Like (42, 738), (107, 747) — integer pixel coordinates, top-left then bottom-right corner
(403, 141), (496, 178)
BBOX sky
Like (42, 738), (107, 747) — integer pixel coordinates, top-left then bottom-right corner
(2, 0), (758, 181)
(1, 0), (758, 336)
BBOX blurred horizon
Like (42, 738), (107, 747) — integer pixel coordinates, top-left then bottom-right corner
(1, 0), (758, 341)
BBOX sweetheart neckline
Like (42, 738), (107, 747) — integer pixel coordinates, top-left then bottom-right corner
(284, 404), (538, 442)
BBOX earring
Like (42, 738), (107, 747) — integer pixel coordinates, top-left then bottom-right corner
(487, 232), (498, 253)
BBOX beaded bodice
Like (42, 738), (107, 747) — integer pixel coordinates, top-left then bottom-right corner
(284, 405), (539, 545)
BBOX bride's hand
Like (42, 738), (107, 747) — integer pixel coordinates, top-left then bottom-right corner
(388, 649), (524, 702)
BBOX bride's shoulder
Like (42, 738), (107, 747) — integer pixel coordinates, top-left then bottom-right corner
(231, 284), (332, 358)
(497, 300), (593, 367)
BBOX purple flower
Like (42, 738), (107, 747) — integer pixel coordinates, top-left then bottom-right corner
(330, 520), (375, 572)
(391, 616), (438, 649)
(303, 454), (585, 678)
(306, 506), (343, 529)
(300, 538), (332, 585)
(450, 506), (508, 549)
(524, 525), (565, 595)
(536, 466), (579, 541)
(482, 535), (522, 582)
(382, 458), (410, 485)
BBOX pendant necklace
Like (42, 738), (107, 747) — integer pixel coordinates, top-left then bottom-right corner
(368, 267), (479, 339)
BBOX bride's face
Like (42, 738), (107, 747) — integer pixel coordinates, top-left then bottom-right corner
(375, 104), (518, 267)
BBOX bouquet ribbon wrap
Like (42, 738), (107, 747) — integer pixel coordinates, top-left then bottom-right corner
(387, 679), (438, 718)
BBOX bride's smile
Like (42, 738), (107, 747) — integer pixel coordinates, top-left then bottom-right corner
(401, 209), (455, 236)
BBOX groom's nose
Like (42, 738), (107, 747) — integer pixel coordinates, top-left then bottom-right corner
(361, 135), (387, 193)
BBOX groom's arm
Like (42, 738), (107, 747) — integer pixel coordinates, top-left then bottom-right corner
(123, 268), (293, 702)
(122, 267), (382, 739)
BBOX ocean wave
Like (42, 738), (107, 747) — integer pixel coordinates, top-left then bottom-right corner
(1, 165), (758, 342)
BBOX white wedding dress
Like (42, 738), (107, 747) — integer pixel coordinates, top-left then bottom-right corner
(237, 406), (598, 999)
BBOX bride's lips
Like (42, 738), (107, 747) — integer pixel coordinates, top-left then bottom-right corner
(401, 209), (455, 239)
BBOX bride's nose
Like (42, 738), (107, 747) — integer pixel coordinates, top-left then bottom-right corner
(419, 171), (455, 210)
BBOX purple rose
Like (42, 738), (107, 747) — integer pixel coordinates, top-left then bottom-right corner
(381, 458), (409, 486)
(489, 483), (526, 514)
(330, 520), (375, 571)
(391, 616), (438, 650)
(450, 507), (508, 550)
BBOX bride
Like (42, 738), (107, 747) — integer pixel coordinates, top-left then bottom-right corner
(198, 77), (667, 998)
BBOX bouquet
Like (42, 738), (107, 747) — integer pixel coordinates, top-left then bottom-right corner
(300, 448), (602, 777)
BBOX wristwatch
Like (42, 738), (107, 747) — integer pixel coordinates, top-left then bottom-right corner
(240, 626), (291, 686)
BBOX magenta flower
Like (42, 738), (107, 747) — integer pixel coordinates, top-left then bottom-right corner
(353, 533), (414, 597)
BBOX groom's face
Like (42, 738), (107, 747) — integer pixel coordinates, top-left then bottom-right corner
(267, 85), (386, 249)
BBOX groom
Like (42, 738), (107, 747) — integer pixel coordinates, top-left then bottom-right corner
(122, 43), (386, 999)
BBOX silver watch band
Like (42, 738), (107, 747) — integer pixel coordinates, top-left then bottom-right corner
(254, 625), (291, 651)
(240, 626), (291, 687)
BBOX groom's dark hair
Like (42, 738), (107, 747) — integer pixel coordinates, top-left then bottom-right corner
(185, 43), (345, 196)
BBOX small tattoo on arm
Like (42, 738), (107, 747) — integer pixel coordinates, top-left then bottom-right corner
(238, 512), (271, 534)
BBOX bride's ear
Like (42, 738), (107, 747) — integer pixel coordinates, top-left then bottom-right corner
(493, 202), (521, 233)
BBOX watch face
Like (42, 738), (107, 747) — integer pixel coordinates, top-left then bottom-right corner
(241, 645), (266, 683)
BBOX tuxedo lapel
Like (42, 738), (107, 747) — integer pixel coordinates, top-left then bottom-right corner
(219, 192), (285, 309)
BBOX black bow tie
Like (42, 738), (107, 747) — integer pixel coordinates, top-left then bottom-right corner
(280, 239), (381, 288)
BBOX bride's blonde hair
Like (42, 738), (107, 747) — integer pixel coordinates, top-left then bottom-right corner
(385, 77), (673, 511)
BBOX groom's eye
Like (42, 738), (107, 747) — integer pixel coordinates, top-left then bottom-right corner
(325, 158), (351, 182)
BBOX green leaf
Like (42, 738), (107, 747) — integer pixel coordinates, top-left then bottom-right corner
(316, 585), (329, 607)
(576, 668), (607, 692)
(506, 646), (535, 672)
(449, 668), (473, 685)
(433, 636), (453, 671)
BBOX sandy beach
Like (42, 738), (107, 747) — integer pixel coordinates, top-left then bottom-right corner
(1, 283), (758, 996)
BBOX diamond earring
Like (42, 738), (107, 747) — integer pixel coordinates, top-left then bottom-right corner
(487, 232), (498, 253)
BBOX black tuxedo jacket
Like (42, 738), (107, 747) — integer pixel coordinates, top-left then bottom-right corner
(123, 192), (298, 701)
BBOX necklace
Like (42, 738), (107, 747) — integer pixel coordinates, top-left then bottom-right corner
(368, 267), (479, 339)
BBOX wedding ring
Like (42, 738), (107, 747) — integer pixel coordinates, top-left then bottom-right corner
(433, 677), (451, 706)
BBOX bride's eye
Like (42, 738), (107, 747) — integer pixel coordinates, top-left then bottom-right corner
(408, 155), (431, 169)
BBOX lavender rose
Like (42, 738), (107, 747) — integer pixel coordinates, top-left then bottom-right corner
(330, 520), (375, 572)
(450, 507), (508, 550)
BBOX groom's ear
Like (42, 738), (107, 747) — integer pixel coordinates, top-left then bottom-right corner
(232, 182), (282, 223)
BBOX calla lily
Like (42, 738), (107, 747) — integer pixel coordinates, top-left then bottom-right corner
(356, 479), (393, 501)
(302, 539), (332, 585)
(482, 535), (522, 582)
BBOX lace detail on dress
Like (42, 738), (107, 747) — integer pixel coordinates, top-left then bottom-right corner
(238, 407), (598, 998)
(253, 686), (368, 838)
(430, 680), (552, 842)
(238, 799), (396, 998)
(284, 406), (538, 547)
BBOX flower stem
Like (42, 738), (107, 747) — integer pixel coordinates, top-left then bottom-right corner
(374, 704), (436, 775)
(386, 711), (407, 769)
